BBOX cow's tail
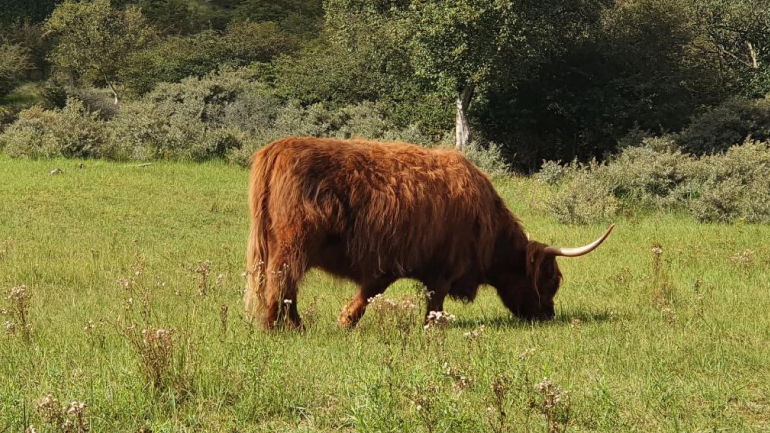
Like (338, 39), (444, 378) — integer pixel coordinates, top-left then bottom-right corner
(244, 146), (275, 322)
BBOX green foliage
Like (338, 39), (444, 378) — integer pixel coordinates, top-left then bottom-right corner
(0, 98), (105, 158)
(677, 96), (770, 154)
(123, 22), (297, 96)
(460, 141), (510, 178)
(401, 0), (605, 96)
(0, 0), (58, 24)
(122, 31), (229, 96)
(690, 0), (770, 98)
(539, 138), (770, 224)
(6, 0), (770, 173)
(3, 67), (435, 163)
(273, 36), (398, 107)
(481, 0), (721, 167)
(224, 20), (300, 64)
(235, 0), (323, 30)
(689, 140), (770, 223)
(545, 162), (619, 225)
(534, 160), (570, 186)
(107, 72), (253, 160)
(45, 0), (157, 101)
(0, 21), (50, 79)
(137, 0), (229, 34)
(602, 137), (696, 208)
(0, 43), (32, 98)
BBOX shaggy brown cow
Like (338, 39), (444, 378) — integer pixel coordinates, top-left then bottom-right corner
(245, 137), (613, 329)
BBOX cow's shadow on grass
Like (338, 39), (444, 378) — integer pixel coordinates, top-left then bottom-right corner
(452, 310), (615, 330)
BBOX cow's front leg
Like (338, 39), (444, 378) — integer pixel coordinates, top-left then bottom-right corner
(423, 281), (451, 324)
(338, 276), (395, 328)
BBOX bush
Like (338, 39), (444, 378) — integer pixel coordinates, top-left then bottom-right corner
(1, 67), (437, 165)
(225, 100), (436, 167)
(535, 160), (570, 185)
(689, 178), (748, 224)
(108, 69), (261, 160)
(546, 163), (618, 225)
(0, 98), (105, 158)
(65, 87), (119, 119)
(122, 22), (296, 96)
(461, 142), (510, 178)
(689, 140), (770, 223)
(538, 138), (770, 224)
(602, 137), (696, 208)
(39, 80), (68, 109)
(224, 21), (299, 64)
(678, 97), (770, 154)
(191, 129), (245, 161)
(219, 86), (282, 134)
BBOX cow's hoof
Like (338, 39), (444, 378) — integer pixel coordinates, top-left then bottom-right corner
(337, 313), (357, 328)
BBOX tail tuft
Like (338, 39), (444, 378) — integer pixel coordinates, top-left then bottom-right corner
(245, 146), (274, 322)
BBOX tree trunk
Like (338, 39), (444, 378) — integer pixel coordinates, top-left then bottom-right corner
(109, 85), (119, 105)
(748, 41), (758, 69)
(103, 74), (119, 105)
(455, 84), (474, 149)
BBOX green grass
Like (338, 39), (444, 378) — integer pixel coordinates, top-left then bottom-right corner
(1, 155), (769, 432)
(0, 82), (44, 109)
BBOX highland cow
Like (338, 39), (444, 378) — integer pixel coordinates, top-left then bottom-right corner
(245, 137), (613, 329)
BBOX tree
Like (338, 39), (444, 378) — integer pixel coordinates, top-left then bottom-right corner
(0, 0), (58, 24)
(689, 0), (770, 97)
(137, 0), (231, 34)
(0, 43), (32, 98)
(45, 0), (157, 104)
(325, 0), (608, 148)
(478, 0), (721, 167)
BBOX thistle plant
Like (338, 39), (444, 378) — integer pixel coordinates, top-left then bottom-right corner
(4, 284), (32, 341)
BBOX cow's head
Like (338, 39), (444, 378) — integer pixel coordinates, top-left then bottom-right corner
(494, 224), (614, 321)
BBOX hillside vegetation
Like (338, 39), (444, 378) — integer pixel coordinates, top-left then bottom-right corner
(2, 0), (770, 168)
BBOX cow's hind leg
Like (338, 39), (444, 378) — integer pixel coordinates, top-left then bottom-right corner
(338, 276), (395, 328)
(263, 249), (307, 330)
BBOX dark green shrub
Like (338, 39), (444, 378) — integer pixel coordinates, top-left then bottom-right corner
(191, 129), (245, 161)
(122, 31), (231, 96)
(224, 21), (299, 64)
(39, 80), (68, 109)
(678, 97), (770, 154)
(0, 43), (31, 98)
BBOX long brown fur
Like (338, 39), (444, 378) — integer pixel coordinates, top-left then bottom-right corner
(245, 137), (562, 329)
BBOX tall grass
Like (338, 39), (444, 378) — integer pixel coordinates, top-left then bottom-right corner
(1, 156), (769, 432)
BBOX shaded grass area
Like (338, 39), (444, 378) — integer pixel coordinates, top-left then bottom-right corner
(1, 156), (769, 432)
(0, 82), (44, 109)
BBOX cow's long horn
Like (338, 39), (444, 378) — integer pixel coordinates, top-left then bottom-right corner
(544, 224), (615, 257)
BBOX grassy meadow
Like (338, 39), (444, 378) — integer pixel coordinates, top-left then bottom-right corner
(1, 155), (769, 432)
